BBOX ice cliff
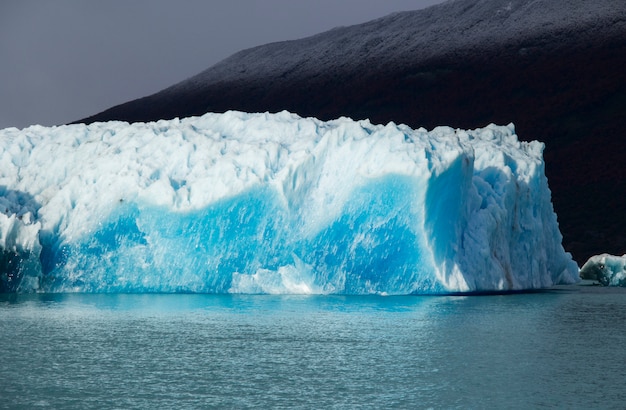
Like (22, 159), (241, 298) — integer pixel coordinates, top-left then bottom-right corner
(0, 111), (578, 293)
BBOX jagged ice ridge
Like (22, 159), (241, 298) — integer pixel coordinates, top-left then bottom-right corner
(0, 111), (578, 293)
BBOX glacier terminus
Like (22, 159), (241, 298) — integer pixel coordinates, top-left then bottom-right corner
(0, 111), (578, 293)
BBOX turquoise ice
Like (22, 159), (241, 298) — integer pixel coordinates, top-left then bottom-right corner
(0, 111), (578, 293)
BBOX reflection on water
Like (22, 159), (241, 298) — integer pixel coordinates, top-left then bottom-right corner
(1, 286), (625, 409)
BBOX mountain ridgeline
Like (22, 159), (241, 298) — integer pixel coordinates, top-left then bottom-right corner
(79, 0), (626, 263)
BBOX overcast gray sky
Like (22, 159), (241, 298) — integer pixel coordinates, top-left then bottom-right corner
(0, 1), (445, 129)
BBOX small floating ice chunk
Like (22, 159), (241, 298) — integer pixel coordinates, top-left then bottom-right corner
(579, 254), (626, 286)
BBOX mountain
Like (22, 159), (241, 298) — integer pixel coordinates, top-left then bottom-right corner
(79, 0), (626, 264)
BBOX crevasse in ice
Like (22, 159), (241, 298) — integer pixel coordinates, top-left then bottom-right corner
(0, 111), (578, 293)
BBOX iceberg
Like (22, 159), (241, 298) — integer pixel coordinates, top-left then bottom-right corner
(579, 254), (626, 286)
(0, 111), (578, 294)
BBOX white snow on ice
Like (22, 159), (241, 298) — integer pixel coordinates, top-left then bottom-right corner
(0, 111), (578, 293)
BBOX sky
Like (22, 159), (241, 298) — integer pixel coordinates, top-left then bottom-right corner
(0, 0), (445, 130)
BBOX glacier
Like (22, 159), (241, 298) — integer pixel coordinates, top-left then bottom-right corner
(0, 111), (578, 294)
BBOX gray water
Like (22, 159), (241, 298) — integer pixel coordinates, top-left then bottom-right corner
(1, 285), (625, 409)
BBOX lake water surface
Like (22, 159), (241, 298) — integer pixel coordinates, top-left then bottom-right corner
(1, 285), (625, 409)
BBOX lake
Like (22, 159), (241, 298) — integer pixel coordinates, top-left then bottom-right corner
(1, 284), (625, 409)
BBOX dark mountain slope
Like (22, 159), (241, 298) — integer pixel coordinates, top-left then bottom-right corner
(80, 0), (626, 263)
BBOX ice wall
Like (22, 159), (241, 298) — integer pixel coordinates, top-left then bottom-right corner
(0, 111), (578, 293)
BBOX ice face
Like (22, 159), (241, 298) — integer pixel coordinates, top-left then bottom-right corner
(579, 254), (626, 286)
(0, 111), (578, 293)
